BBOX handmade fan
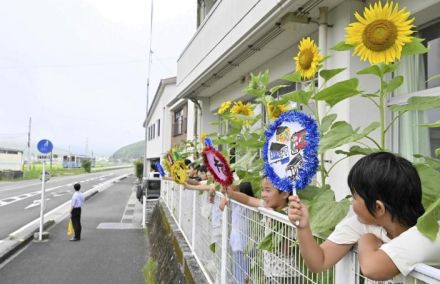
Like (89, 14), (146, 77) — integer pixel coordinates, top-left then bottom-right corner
(262, 111), (319, 193)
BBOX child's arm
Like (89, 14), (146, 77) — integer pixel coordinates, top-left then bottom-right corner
(224, 186), (261, 208)
(183, 182), (214, 192)
(357, 233), (399, 280)
(219, 196), (228, 211)
(288, 195), (352, 272)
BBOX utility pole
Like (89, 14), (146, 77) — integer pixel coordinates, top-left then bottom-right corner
(27, 117), (32, 172)
(143, 0), (154, 180)
(142, 0), (154, 229)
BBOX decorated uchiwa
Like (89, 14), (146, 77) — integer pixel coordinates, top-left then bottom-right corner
(262, 111), (319, 194)
(170, 160), (188, 184)
(154, 162), (166, 177)
(202, 137), (234, 187)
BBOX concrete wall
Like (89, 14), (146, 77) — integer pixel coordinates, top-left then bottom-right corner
(147, 201), (208, 283)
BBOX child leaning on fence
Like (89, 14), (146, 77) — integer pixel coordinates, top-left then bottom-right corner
(219, 182), (254, 284)
(223, 177), (298, 283)
(288, 152), (440, 281)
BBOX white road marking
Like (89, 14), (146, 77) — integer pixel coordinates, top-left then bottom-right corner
(24, 198), (50, 209)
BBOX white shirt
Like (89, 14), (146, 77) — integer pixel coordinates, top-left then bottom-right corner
(71, 191), (84, 208)
(328, 215), (440, 276)
(229, 203), (246, 252)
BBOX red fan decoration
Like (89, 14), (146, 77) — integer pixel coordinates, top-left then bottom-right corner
(202, 138), (233, 187)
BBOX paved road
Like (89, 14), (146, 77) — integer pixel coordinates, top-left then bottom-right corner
(0, 169), (132, 240)
(0, 176), (148, 284)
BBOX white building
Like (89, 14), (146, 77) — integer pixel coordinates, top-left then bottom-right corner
(166, 0), (440, 200)
(143, 77), (195, 173)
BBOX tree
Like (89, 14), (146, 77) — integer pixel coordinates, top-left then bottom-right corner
(134, 159), (143, 180)
(82, 159), (92, 173)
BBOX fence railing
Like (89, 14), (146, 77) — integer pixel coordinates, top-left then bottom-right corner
(160, 180), (440, 284)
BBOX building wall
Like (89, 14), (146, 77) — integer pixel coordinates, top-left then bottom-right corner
(179, 0), (440, 198)
(146, 83), (177, 160)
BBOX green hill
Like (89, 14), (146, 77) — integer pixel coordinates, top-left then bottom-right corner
(110, 140), (144, 162)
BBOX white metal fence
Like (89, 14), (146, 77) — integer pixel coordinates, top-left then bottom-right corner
(160, 180), (440, 284)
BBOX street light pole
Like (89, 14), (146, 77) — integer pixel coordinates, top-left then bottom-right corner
(143, 0), (154, 180)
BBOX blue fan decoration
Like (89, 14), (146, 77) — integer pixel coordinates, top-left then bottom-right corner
(155, 162), (166, 177)
(262, 111), (319, 193)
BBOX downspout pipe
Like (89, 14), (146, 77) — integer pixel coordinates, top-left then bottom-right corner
(318, 7), (329, 185)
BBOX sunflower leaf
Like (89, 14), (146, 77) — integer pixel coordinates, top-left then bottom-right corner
(420, 120), (440, 128)
(308, 188), (351, 238)
(417, 197), (440, 241)
(384, 75), (404, 93)
(269, 85), (288, 94)
(319, 68), (346, 82)
(320, 113), (338, 134)
(357, 65), (382, 77)
(402, 37), (428, 56)
(331, 41), (354, 51)
(427, 74), (440, 83)
(380, 62), (399, 74)
(390, 96), (440, 112)
(415, 163), (440, 210)
(314, 78), (360, 107)
(283, 89), (313, 105)
(335, 145), (378, 157)
(282, 71), (302, 83)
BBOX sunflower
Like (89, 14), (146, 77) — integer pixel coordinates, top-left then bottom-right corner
(200, 132), (207, 144)
(230, 101), (254, 116)
(294, 37), (322, 80)
(268, 103), (288, 119)
(345, 1), (414, 64)
(217, 101), (232, 115)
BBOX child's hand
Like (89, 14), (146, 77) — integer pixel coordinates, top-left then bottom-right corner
(287, 195), (309, 229)
(208, 187), (216, 204)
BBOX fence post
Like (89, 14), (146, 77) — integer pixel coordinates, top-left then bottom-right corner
(191, 190), (196, 249)
(220, 203), (228, 284)
(171, 182), (174, 216)
(179, 185), (183, 224)
(335, 252), (356, 284)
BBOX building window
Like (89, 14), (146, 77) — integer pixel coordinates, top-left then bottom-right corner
(173, 109), (186, 136)
(389, 19), (440, 161)
(157, 119), (160, 137)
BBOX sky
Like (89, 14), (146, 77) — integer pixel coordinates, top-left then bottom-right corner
(0, 0), (196, 156)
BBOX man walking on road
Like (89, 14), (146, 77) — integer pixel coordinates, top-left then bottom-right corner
(70, 183), (84, 241)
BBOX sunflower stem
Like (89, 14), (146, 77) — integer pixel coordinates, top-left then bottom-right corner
(379, 78), (386, 150)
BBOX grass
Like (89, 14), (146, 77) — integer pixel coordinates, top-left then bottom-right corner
(143, 259), (157, 283)
(22, 163), (86, 179)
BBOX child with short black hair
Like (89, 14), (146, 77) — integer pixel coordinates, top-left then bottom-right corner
(288, 152), (440, 280)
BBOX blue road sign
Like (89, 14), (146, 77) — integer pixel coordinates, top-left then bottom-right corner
(37, 139), (53, 154)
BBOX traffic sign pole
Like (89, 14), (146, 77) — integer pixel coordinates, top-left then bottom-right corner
(39, 159), (46, 241)
(36, 139), (53, 242)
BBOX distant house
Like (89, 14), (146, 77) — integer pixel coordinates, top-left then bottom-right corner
(0, 147), (23, 178)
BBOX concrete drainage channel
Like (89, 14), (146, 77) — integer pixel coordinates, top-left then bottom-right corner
(0, 173), (131, 265)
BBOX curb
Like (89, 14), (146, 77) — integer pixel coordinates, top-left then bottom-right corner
(0, 173), (131, 266)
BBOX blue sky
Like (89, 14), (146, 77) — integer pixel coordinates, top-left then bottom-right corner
(0, 0), (196, 156)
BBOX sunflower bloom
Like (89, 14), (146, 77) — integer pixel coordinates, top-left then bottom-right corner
(268, 103), (288, 119)
(294, 37), (322, 79)
(218, 101), (232, 115)
(230, 101), (254, 116)
(345, 1), (414, 64)
(200, 132), (207, 144)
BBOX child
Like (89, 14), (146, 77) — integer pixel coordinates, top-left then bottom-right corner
(219, 182), (254, 284)
(224, 177), (296, 283)
(288, 152), (440, 280)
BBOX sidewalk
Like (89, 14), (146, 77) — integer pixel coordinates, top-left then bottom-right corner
(0, 176), (148, 284)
